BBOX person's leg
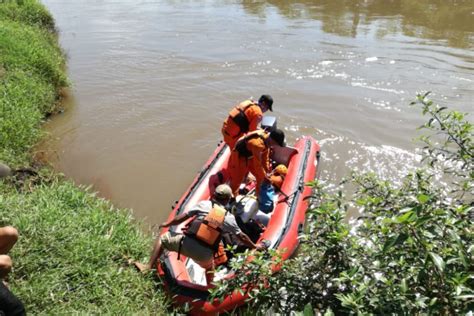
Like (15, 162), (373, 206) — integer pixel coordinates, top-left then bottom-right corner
(228, 153), (248, 195)
(249, 158), (265, 196)
(0, 226), (18, 255)
(134, 235), (163, 272)
(147, 236), (164, 269)
(0, 255), (12, 279)
(0, 281), (26, 316)
(135, 232), (182, 272)
(222, 130), (237, 149)
(134, 236), (162, 272)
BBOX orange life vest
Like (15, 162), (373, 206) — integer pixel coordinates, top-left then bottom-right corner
(271, 164), (287, 189)
(234, 130), (267, 158)
(185, 203), (226, 250)
(213, 242), (228, 266)
(227, 100), (258, 134)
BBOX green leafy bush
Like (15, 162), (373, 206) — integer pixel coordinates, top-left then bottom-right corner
(213, 94), (473, 315)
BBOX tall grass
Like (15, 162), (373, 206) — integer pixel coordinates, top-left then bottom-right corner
(0, 0), (55, 31)
(0, 178), (168, 314)
(0, 20), (66, 87)
(0, 1), (169, 313)
(0, 5), (65, 166)
(0, 68), (54, 165)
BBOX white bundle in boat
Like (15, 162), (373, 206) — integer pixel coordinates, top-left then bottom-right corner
(233, 195), (270, 226)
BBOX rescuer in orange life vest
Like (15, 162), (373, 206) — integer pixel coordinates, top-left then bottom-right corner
(221, 95), (273, 149)
(134, 184), (265, 284)
(228, 128), (285, 196)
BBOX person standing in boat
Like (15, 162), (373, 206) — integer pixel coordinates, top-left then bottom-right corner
(221, 95), (273, 149)
(228, 129), (285, 197)
(135, 184), (264, 284)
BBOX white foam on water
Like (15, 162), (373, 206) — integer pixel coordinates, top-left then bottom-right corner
(365, 56), (378, 62)
(288, 125), (299, 132)
(351, 82), (405, 95)
(450, 75), (473, 82)
(319, 60), (333, 66)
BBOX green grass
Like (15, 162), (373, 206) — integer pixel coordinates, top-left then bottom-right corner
(0, 0), (55, 31)
(0, 68), (55, 165)
(0, 4), (66, 166)
(0, 20), (67, 87)
(0, 1), (169, 313)
(0, 177), (168, 314)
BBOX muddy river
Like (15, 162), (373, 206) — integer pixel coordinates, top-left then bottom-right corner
(40, 0), (473, 226)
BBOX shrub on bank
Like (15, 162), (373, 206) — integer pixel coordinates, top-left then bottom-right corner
(213, 94), (473, 315)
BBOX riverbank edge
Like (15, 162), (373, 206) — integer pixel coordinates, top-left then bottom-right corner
(0, 1), (168, 313)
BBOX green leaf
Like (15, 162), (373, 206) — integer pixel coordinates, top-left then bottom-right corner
(383, 236), (398, 252)
(383, 233), (408, 252)
(417, 194), (430, 204)
(400, 278), (407, 293)
(323, 308), (335, 316)
(415, 216), (431, 227)
(303, 303), (314, 316)
(429, 252), (445, 272)
(396, 210), (417, 223)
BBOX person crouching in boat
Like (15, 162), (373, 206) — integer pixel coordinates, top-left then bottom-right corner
(221, 95), (273, 149)
(135, 184), (265, 284)
(228, 128), (285, 197)
(258, 164), (288, 214)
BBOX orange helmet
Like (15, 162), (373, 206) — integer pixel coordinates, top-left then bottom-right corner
(274, 164), (288, 176)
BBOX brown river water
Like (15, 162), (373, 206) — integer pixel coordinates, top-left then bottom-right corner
(40, 0), (473, 226)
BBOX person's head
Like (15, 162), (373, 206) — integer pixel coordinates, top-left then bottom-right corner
(268, 128), (285, 147)
(258, 95), (273, 112)
(213, 184), (233, 205)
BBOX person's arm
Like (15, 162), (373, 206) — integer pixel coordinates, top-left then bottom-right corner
(236, 231), (265, 250)
(159, 213), (191, 229)
(247, 105), (263, 132)
(249, 139), (271, 179)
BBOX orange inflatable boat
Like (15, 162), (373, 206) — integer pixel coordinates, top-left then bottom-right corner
(157, 130), (320, 315)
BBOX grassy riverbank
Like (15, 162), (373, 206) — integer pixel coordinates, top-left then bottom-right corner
(0, 1), (168, 313)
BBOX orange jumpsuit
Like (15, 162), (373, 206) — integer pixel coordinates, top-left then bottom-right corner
(221, 100), (263, 149)
(228, 131), (271, 195)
